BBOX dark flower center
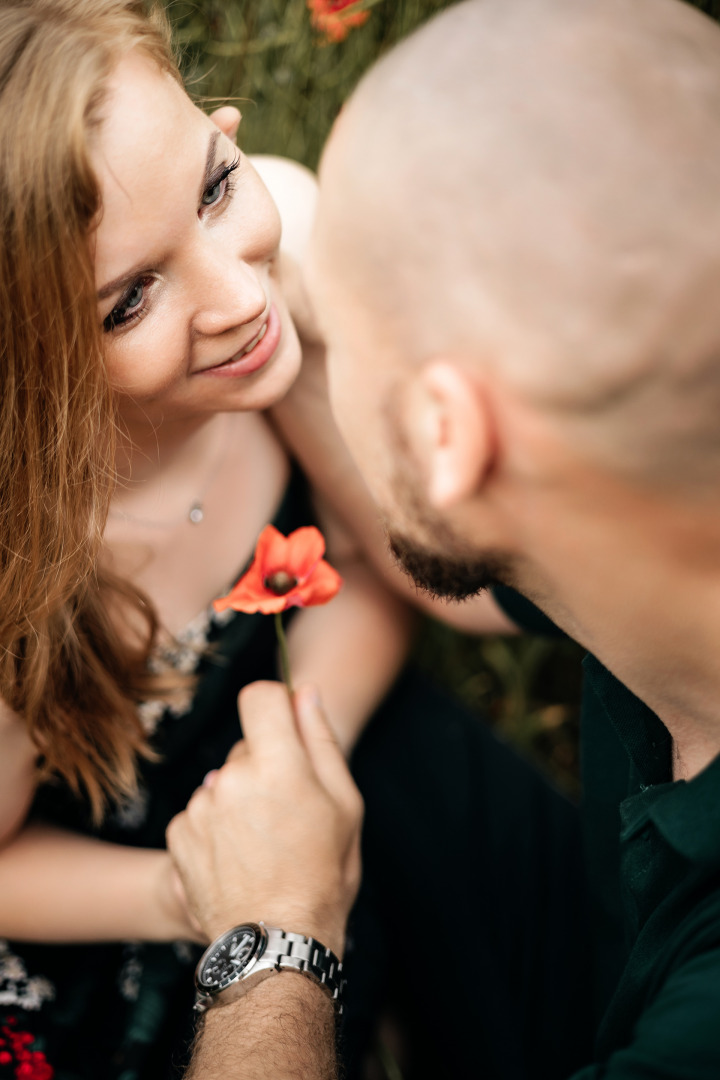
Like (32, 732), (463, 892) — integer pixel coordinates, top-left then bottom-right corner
(264, 571), (298, 596)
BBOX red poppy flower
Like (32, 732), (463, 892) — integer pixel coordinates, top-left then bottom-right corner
(307, 0), (371, 43)
(213, 525), (343, 616)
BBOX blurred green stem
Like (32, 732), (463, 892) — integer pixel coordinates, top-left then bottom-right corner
(274, 611), (294, 696)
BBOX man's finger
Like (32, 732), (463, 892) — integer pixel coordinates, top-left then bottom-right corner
(225, 739), (248, 764)
(294, 685), (362, 812)
(238, 681), (307, 768)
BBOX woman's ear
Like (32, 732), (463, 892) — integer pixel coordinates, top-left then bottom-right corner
(208, 106), (242, 143)
(406, 359), (496, 511)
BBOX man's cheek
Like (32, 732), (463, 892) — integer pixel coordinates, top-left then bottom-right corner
(327, 363), (359, 443)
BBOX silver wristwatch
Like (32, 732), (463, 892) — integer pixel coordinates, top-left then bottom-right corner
(194, 922), (345, 1014)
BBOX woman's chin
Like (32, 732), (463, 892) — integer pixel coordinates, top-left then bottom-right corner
(226, 334), (302, 413)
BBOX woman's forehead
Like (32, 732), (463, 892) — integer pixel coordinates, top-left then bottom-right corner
(92, 52), (212, 289)
(97, 51), (197, 174)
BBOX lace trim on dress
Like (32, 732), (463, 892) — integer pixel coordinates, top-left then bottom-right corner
(138, 603), (236, 736)
(0, 941), (55, 1012)
(117, 945), (143, 1004)
(112, 602), (237, 831)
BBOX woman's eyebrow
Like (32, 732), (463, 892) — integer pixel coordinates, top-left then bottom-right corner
(98, 267), (142, 302)
(97, 130), (222, 301)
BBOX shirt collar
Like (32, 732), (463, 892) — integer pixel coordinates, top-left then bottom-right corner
(584, 653), (720, 866)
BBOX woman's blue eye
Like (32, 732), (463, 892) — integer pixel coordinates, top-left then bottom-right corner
(201, 157), (240, 211)
(103, 280), (147, 332)
(202, 180), (223, 206)
(125, 282), (144, 311)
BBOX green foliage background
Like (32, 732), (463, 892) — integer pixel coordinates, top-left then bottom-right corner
(164, 0), (719, 795)
(170, 0), (461, 168)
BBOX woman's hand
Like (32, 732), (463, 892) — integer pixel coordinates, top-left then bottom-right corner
(152, 853), (207, 945)
(166, 682), (363, 956)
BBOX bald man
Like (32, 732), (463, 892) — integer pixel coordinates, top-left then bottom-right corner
(167, 0), (720, 1077)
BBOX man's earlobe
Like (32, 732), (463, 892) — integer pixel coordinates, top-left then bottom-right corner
(419, 360), (496, 511)
(208, 106), (242, 142)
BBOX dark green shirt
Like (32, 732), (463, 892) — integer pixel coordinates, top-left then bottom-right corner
(495, 587), (720, 1079)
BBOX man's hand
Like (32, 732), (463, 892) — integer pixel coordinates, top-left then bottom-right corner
(166, 682), (363, 957)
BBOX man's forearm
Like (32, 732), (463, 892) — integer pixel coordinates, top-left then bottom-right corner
(186, 977), (338, 1080)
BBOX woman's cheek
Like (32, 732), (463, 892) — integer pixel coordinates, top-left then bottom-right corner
(104, 318), (188, 400)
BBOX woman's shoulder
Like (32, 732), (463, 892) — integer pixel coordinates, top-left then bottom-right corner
(250, 156), (321, 343)
(250, 155), (317, 265)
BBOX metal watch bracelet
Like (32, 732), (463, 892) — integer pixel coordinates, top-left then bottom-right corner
(194, 924), (345, 1015)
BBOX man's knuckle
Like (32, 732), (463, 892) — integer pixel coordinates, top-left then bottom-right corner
(165, 814), (181, 846)
(225, 739), (246, 763)
(343, 786), (364, 823)
(213, 762), (242, 797)
(186, 788), (208, 820)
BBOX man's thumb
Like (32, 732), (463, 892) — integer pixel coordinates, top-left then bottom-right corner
(294, 685), (357, 805)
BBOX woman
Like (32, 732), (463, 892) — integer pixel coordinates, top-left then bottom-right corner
(0, 2), (411, 1075)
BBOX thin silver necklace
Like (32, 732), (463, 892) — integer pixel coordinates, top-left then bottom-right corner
(109, 417), (229, 530)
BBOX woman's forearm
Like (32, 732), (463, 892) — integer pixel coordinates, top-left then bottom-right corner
(0, 822), (203, 943)
(286, 559), (415, 755)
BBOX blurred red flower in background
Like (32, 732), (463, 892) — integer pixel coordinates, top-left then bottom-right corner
(308, 0), (371, 43)
(0, 1019), (53, 1079)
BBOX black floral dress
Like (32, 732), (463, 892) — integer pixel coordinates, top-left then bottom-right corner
(0, 475), (320, 1080)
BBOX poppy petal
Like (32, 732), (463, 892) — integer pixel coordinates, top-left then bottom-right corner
(291, 560), (344, 608)
(275, 526), (327, 581)
(212, 524), (340, 615)
(253, 524), (289, 573)
(212, 559), (266, 613)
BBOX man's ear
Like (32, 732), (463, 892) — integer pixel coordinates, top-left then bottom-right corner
(405, 360), (496, 511)
(208, 106), (241, 143)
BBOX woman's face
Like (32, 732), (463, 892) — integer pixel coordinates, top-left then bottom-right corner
(93, 51), (301, 425)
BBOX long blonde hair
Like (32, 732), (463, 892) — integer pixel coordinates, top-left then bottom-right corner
(0, 0), (182, 822)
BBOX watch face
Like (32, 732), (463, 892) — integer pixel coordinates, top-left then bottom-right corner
(196, 924), (265, 993)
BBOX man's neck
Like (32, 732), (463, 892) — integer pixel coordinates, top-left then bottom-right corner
(508, 473), (720, 782)
(545, 564), (720, 781)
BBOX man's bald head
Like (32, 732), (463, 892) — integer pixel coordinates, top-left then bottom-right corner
(318, 0), (720, 487)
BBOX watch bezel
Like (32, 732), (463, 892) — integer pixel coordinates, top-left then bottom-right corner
(195, 922), (269, 996)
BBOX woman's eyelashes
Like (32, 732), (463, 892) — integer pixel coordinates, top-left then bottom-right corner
(103, 152), (242, 334)
(103, 276), (153, 333)
(201, 153), (241, 211)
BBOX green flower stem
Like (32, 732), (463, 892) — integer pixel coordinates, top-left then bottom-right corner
(274, 611), (294, 697)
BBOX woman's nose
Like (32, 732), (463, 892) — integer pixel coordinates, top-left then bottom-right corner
(189, 242), (268, 339)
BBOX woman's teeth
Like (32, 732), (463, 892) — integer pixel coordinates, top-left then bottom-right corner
(241, 322), (268, 355)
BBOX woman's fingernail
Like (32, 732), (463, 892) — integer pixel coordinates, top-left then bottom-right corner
(202, 770), (219, 788)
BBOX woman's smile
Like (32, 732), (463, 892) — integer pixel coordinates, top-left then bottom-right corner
(197, 303), (282, 379)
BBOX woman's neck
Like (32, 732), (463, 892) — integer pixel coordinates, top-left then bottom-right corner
(112, 412), (229, 526)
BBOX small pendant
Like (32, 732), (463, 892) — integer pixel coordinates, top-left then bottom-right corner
(188, 502), (204, 525)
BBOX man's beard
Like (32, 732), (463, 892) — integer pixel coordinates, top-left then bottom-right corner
(388, 527), (513, 601)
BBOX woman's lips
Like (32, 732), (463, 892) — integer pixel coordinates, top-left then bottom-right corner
(198, 304), (282, 379)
